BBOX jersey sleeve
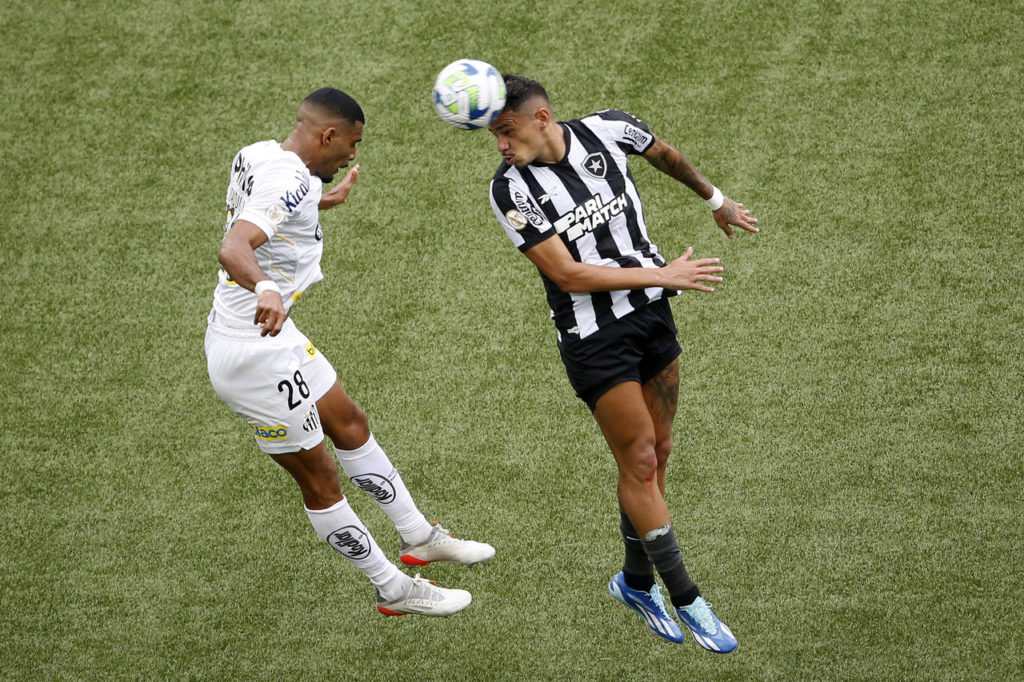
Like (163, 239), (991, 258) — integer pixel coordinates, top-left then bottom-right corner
(591, 109), (656, 155)
(489, 177), (556, 252)
(235, 160), (308, 238)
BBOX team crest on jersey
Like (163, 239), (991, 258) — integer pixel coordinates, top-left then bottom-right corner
(265, 203), (287, 225)
(581, 152), (607, 179)
(505, 209), (528, 231)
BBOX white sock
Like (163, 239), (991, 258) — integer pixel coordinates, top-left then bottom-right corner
(334, 434), (433, 546)
(304, 498), (409, 600)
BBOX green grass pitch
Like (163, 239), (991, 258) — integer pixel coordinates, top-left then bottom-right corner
(1, 0), (1021, 679)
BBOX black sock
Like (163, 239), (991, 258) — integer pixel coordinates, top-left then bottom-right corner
(639, 524), (701, 608)
(620, 509), (654, 591)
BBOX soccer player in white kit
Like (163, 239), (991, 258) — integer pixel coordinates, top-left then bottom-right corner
(205, 88), (494, 617)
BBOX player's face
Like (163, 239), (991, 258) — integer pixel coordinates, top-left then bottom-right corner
(316, 120), (363, 182)
(488, 107), (545, 168)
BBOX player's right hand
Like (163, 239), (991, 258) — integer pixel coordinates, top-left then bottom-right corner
(254, 291), (287, 336)
(664, 247), (724, 293)
(319, 164), (360, 209)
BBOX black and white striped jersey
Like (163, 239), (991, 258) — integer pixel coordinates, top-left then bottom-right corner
(489, 109), (676, 343)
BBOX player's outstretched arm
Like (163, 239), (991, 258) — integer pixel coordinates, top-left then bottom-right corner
(218, 220), (287, 337)
(523, 235), (722, 294)
(319, 164), (360, 210)
(641, 137), (759, 240)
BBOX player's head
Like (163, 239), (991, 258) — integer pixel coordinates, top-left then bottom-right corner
(488, 74), (558, 168)
(295, 88), (364, 182)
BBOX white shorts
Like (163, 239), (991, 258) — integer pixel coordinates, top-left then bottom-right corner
(205, 310), (337, 454)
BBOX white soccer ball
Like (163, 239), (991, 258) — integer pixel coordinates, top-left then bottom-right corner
(432, 59), (506, 130)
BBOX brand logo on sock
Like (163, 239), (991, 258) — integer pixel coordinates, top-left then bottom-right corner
(328, 526), (371, 559)
(350, 473), (396, 504)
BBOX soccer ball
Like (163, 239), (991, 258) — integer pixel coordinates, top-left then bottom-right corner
(432, 59), (506, 130)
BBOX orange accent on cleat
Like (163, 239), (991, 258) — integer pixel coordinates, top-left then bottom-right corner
(400, 554), (431, 566)
(377, 606), (404, 616)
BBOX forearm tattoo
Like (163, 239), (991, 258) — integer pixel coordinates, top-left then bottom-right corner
(648, 142), (707, 196)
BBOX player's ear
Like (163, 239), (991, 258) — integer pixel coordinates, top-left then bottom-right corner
(535, 106), (553, 126)
(322, 126), (336, 147)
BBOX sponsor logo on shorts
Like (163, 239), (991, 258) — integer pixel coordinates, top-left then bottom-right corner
(250, 424), (288, 441)
(328, 525), (371, 559)
(305, 341), (317, 358)
(350, 473), (396, 504)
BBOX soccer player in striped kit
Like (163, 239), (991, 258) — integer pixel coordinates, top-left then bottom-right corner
(205, 88), (493, 617)
(488, 75), (758, 652)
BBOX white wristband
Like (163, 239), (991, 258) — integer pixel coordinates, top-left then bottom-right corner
(254, 279), (281, 297)
(705, 186), (724, 211)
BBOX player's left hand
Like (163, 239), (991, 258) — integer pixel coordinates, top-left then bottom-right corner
(320, 164), (360, 209)
(713, 197), (759, 239)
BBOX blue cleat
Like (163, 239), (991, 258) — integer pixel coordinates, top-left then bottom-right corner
(608, 572), (685, 643)
(676, 597), (738, 653)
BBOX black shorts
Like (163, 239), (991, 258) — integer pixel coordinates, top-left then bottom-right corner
(557, 298), (682, 411)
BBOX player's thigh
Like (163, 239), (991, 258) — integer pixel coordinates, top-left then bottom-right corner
(593, 380), (658, 472)
(642, 356), (679, 451)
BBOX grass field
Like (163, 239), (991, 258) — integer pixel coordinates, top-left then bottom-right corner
(2, 0), (1022, 679)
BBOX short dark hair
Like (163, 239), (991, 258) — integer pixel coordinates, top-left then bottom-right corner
(303, 87), (365, 124)
(502, 74), (550, 113)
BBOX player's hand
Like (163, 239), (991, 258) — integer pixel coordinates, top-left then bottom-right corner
(663, 247), (724, 293)
(320, 164), (360, 209)
(254, 291), (287, 337)
(713, 196), (759, 239)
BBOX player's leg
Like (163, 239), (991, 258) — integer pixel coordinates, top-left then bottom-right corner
(271, 442), (472, 617)
(593, 381), (669, 536)
(609, 359), (678, 609)
(595, 382), (685, 642)
(638, 358), (738, 653)
(316, 380), (495, 566)
(205, 324), (470, 616)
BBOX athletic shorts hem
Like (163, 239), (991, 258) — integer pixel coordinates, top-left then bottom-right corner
(585, 346), (681, 411)
(558, 298), (682, 410)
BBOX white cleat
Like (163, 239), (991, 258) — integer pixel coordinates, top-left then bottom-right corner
(399, 523), (496, 567)
(376, 574), (472, 617)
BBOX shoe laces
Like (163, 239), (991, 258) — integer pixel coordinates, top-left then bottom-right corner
(407, 574), (444, 603)
(684, 597), (718, 635)
(649, 585), (670, 615)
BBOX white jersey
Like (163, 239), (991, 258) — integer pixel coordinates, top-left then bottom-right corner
(211, 140), (325, 325)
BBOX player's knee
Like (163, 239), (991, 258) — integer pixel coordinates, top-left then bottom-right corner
(618, 442), (659, 485)
(326, 403), (371, 449)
